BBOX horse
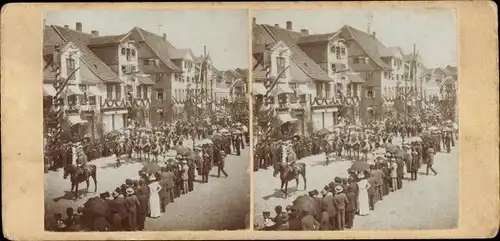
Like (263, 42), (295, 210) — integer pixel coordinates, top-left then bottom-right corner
(273, 161), (307, 198)
(63, 164), (97, 200)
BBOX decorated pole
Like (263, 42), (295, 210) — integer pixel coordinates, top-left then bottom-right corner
(49, 45), (80, 143)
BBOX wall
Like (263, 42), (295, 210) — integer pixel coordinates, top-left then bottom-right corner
(60, 45), (81, 85)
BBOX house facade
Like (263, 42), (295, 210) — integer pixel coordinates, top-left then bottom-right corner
(129, 28), (182, 124)
(88, 32), (155, 128)
(44, 23), (124, 139)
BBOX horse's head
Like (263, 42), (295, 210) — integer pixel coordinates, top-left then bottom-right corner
(63, 165), (74, 179)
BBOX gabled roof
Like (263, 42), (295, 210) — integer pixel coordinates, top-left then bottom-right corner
(129, 27), (181, 72)
(340, 25), (391, 71)
(257, 24), (332, 82)
(252, 56), (267, 81)
(297, 32), (338, 45)
(235, 68), (248, 77)
(168, 48), (194, 60)
(49, 25), (122, 83)
(379, 46), (404, 58)
(88, 33), (130, 46)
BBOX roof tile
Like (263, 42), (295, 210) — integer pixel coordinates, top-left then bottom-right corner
(50, 25), (122, 83)
(258, 24), (332, 82)
(341, 25), (391, 71)
(130, 27), (181, 72)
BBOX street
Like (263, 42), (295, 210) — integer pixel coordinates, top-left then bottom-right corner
(253, 137), (458, 230)
(44, 146), (250, 230)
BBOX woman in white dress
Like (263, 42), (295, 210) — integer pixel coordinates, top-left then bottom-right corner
(148, 175), (162, 218)
(357, 172), (371, 216)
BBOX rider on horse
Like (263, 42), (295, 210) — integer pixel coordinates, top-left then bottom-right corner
(75, 144), (92, 178)
(283, 143), (300, 177)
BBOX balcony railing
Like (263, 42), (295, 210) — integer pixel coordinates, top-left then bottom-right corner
(100, 98), (128, 109)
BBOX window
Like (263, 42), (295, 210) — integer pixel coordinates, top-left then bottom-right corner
(136, 86), (141, 98)
(121, 48), (126, 55)
(396, 75), (399, 81)
(131, 49), (136, 57)
(184, 61), (187, 69)
(80, 85), (88, 104)
(353, 58), (359, 64)
(106, 85), (113, 99)
(341, 47), (346, 56)
(336, 46), (341, 59)
(115, 85), (121, 100)
(131, 66), (136, 73)
(66, 58), (76, 80)
(126, 48), (131, 60)
(325, 84), (331, 98)
(366, 87), (374, 98)
(299, 94), (306, 103)
(276, 57), (286, 76)
(347, 85), (352, 96)
(330, 45), (336, 53)
(331, 63), (337, 73)
(121, 66), (127, 74)
(316, 83), (323, 98)
(143, 87), (148, 99)
(67, 95), (77, 106)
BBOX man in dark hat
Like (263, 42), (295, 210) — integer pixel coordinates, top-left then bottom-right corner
(136, 182), (149, 231)
(333, 185), (349, 230)
(321, 187), (336, 230)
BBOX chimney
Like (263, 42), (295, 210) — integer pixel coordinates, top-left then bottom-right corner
(372, 31), (376, 38)
(64, 25), (69, 29)
(274, 24), (280, 28)
(91, 30), (99, 37)
(162, 33), (166, 41)
(204, 46), (207, 56)
(75, 22), (82, 31)
(252, 17), (256, 26)
(286, 21), (292, 30)
(301, 29), (309, 35)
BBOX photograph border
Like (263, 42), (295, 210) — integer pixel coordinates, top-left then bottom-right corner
(1, 1), (499, 240)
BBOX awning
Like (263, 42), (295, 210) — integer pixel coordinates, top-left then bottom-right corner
(137, 74), (155, 85)
(297, 85), (314, 95)
(269, 83), (294, 96)
(67, 115), (87, 126)
(252, 82), (267, 95)
(367, 107), (373, 111)
(278, 113), (297, 123)
(88, 86), (106, 96)
(66, 85), (84, 95)
(43, 84), (57, 96)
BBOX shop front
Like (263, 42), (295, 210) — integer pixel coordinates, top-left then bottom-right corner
(101, 109), (128, 133)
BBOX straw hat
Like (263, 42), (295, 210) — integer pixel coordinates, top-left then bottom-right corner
(126, 188), (134, 195)
(335, 185), (343, 193)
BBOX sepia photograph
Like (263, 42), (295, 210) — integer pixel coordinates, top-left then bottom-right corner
(42, 9), (250, 231)
(251, 8), (459, 231)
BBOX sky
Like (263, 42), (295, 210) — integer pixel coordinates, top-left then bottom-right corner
(45, 10), (248, 70)
(254, 8), (457, 68)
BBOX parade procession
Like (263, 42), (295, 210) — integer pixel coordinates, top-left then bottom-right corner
(251, 14), (459, 231)
(43, 11), (251, 232)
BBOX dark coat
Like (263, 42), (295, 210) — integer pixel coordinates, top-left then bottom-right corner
(114, 196), (128, 219)
(346, 192), (357, 212)
(321, 193), (337, 217)
(333, 193), (349, 211)
(367, 177), (377, 196)
(136, 187), (149, 215)
(161, 171), (175, 189)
